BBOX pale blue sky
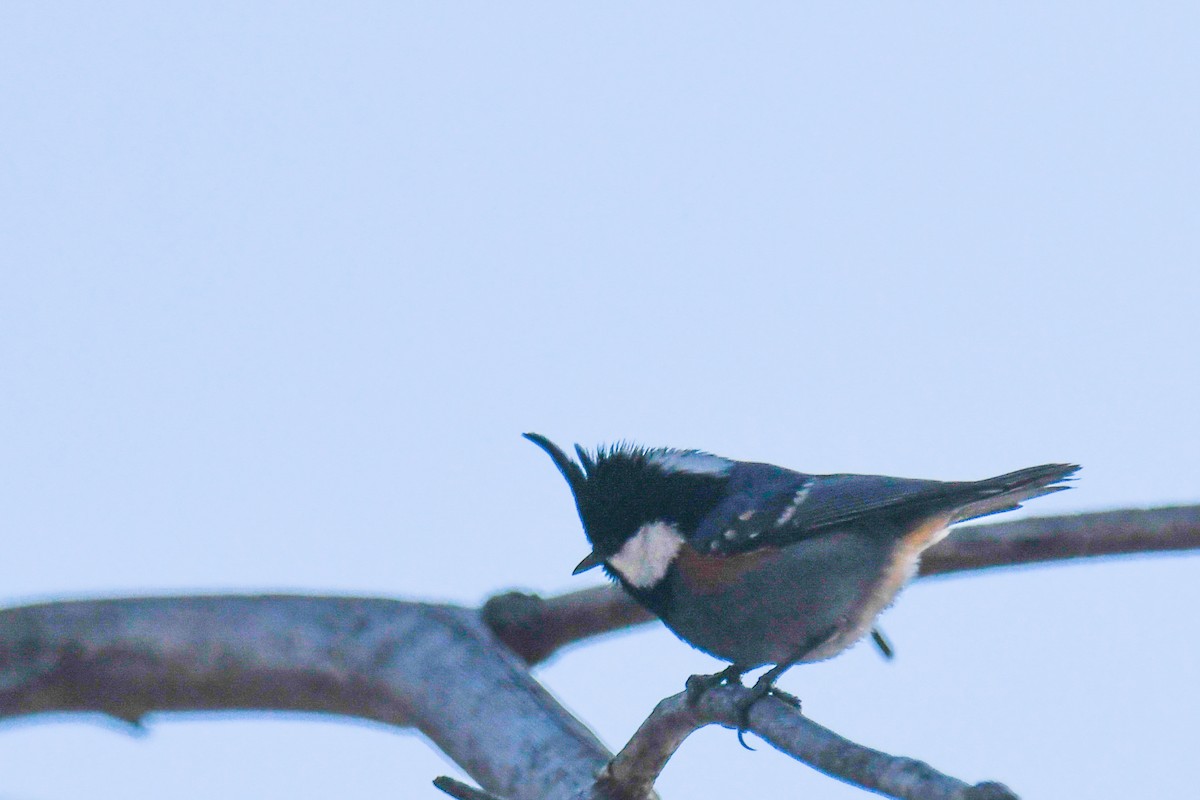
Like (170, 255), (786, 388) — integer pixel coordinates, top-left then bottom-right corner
(2, 4), (1198, 798)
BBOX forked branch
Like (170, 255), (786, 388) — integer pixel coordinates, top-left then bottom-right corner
(0, 505), (1196, 799)
(0, 595), (1016, 800)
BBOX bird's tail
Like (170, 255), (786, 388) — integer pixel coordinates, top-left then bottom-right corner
(949, 463), (1080, 524)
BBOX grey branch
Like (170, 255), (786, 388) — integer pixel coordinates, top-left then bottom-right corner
(1, 505), (1196, 799)
(0, 594), (1009, 800)
(917, 504), (1200, 576)
(0, 596), (611, 800)
(485, 505), (1200, 665)
(599, 685), (1016, 800)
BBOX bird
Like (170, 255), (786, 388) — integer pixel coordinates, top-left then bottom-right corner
(524, 432), (1079, 736)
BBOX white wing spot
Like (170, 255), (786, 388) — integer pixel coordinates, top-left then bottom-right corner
(723, 529), (737, 539)
(738, 510), (755, 521)
(607, 521), (686, 589)
(776, 483), (813, 526)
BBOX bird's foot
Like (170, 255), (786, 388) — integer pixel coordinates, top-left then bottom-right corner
(684, 664), (745, 706)
(733, 673), (802, 751)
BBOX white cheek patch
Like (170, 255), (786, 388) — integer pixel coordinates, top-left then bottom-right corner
(607, 520), (686, 589)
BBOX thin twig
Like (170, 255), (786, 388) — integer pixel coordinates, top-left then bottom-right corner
(434, 776), (512, 800)
(599, 685), (1017, 800)
(486, 505), (1200, 665)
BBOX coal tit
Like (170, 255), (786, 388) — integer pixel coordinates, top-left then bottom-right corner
(525, 433), (1078, 724)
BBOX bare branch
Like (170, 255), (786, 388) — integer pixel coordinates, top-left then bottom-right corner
(0, 594), (1016, 800)
(917, 504), (1200, 576)
(484, 585), (654, 666)
(0, 596), (612, 800)
(598, 685), (1017, 800)
(487, 505), (1200, 665)
(4, 506), (1196, 799)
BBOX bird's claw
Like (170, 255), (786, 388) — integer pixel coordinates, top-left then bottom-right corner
(733, 678), (802, 750)
(684, 666), (802, 750)
(684, 665), (745, 705)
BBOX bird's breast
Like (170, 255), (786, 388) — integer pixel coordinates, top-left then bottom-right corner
(656, 532), (897, 667)
(673, 545), (776, 595)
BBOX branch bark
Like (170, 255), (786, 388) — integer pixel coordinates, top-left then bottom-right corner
(485, 505), (1200, 665)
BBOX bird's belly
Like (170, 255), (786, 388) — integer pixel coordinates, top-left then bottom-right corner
(658, 531), (905, 668)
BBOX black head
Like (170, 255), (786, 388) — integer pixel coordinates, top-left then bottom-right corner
(523, 433), (732, 572)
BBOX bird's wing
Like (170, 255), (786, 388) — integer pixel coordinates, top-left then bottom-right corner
(691, 466), (935, 555)
(693, 462), (1079, 556)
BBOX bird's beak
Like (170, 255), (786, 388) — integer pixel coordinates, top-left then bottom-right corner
(572, 551), (603, 575)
